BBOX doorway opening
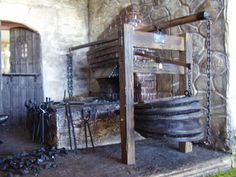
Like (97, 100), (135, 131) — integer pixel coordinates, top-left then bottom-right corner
(0, 21), (43, 125)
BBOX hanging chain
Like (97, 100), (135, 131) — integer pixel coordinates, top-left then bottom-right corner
(67, 52), (73, 98)
(188, 68), (192, 95)
(206, 19), (212, 144)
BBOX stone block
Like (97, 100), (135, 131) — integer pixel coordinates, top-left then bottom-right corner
(213, 74), (227, 97)
(150, 7), (169, 22)
(200, 52), (227, 76)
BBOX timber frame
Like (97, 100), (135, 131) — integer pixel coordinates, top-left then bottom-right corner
(119, 24), (193, 164)
(69, 24), (193, 165)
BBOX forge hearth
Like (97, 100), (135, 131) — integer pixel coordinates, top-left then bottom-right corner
(51, 98), (122, 149)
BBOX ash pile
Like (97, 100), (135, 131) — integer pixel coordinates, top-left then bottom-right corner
(0, 147), (67, 177)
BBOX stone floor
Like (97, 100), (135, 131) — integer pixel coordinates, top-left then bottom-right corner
(0, 125), (233, 177)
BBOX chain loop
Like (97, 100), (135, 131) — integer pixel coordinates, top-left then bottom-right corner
(206, 19), (212, 144)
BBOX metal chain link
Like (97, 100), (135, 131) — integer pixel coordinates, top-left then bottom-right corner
(206, 19), (212, 144)
(188, 68), (192, 95)
(67, 52), (73, 98)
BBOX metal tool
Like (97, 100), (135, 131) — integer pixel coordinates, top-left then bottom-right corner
(65, 103), (72, 150)
(81, 108), (95, 152)
(65, 101), (78, 152)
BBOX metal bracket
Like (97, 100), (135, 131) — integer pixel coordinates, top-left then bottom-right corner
(154, 30), (165, 44)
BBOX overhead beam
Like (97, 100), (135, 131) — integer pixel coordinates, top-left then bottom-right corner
(137, 11), (209, 32)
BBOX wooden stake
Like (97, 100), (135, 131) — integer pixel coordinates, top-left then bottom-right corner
(179, 142), (193, 153)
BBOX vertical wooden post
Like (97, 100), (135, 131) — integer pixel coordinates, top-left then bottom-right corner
(119, 24), (135, 164)
(0, 21), (3, 113)
(179, 33), (193, 153)
(184, 33), (193, 94)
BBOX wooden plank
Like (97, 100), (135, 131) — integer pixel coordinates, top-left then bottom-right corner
(133, 31), (185, 51)
(119, 24), (135, 164)
(87, 47), (119, 59)
(0, 21), (2, 113)
(88, 53), (119, 65)
(33, 32), (41, 73)
(26, 29), (33, 73)
(2, 77), (10, 117)
(179, 142), (193, 153)
(134, 62), (185, 75)
(90, 60), (118, 69)
(21, 29), (27, 73)
(87, 40), (119, 55)
(134, 52), (189, 68)
(185, 33), (193, 93)
(20, 77), (27, 126)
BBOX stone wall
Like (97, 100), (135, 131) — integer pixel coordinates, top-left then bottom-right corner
(227, 0), (236, 152)
(88, 0), (230, 150)
(0, 0), (89, 101)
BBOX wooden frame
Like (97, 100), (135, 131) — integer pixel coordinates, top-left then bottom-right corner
(69, 23), (193, 164)
(119, 24), (193, 164)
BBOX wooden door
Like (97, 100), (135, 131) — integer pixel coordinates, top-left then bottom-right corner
(2, 27), (43, 125)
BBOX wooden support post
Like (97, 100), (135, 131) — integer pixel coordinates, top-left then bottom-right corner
(179, 33), (193, 153)
(184, 33), (193, 94)
(179, 33), (193, 95)
(119, 24), (135, 164)
(0, 21), (3, 113)
(179, 142), (193, 153)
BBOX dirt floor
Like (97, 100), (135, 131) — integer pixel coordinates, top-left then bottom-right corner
(0, 125), (232, 177)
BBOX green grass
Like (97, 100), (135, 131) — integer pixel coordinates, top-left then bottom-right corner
(210, 168), (236, 177)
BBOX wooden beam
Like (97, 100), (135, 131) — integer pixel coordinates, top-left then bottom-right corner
(119, 24), (135, 164)
(87, 40), (119, 55)
(134, 62), (185, 75)
(134, 52), (190, 68)
(133, 31), (185, 51)
(0, 20), (3, 113)
(179, 142), (193, 153)
(137, 11), (209, 32)
(178, 33), (193, 95)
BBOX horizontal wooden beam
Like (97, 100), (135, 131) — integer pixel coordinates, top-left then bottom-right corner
(135, 52), (190, 68)
(133, 31), (185, 51)
(137, 11), (210, 32)
(87, 47), (119, 59)
(87, 40), (119, 55)
(134, 62), (185, 74)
